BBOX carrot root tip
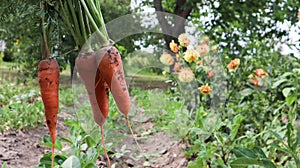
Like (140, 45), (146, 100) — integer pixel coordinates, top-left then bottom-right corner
(100, 126), (111, 168)
(126, 116), (142, 152)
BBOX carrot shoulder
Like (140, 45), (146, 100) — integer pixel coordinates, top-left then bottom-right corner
(38, 59), (60, 167)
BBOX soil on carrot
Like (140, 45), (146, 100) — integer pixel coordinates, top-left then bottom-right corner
(0, 93), (187, 168)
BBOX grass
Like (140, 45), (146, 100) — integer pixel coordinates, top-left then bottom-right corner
(0, 61), (16, 67)
(1, 60), (168, 90)
(126, 68), (166, 82)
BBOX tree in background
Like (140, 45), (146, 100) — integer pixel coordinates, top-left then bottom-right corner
(139, 0), (198, 50)
(139, 0), (299, 57)
(193, 0), (300, 57)
(0, 0), (144, 78)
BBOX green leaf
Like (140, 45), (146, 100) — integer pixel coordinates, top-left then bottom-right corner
(282, 87), (295, 98)
(239, 88), (253, 97)
(41, 135), (63, 150)
(230, 157), (261, 168)
(252, 147), (267, 158)
(262, 159), (277, 168)
(86, 135), (96, 147)
(190, 127), (207, 135)
(286, 123), (294, 149)
(286, 95), (297, 105)
(270, 131), (283, 141)
(55, 154), (68, 165)
(272, 79), (287, 88)
(143, 161), (151, 167)
(1, 162), (7, 168)
(61, 156), (81, 168)
(292, 133), (300, 152)
(60, 137), (73, 144)
(281, 72), (294, 78)
(230, 115), (244, 140)
(270, 144), (291, 155)
(232, 147), (256, 158)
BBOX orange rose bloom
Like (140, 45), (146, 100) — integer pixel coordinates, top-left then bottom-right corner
(169, 40), (179, 53)
(227, 58), (240, 71)
(199, 85), (211, 94)
(255, 68), (268, 78)
(252, 77), (259, 86)
(207, 70), (215, 79)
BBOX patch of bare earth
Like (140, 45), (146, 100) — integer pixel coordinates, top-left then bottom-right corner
(0, 113), (70, 168)
(0, 101), (187, 168)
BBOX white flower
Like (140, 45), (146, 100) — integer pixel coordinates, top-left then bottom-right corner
(160, 52), (174, 66)
(178, 68), (194, 83)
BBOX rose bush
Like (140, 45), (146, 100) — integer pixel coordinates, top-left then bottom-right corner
(159, 33), (300, 167)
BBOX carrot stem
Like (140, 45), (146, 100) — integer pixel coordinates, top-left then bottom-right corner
(86, 0), (108, 38)
(80, 0), (109, 45)
(77, 1), (88, 42)
(100, 125), (111, 168)
(67, 0), (83, 45)
(59, 0), (80, 48)
(40, 2), (50, 60)
(125, 116), (142, 151)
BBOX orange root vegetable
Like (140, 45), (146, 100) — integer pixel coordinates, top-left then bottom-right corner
(38, 59), (60, 168)
(75, 52), (111, 166)
(96, 46), (130, 116)
(96, 46), (141, 150)
(76, 52), (108, 126)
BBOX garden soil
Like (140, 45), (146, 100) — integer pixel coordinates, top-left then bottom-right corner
(0, 108), (187, 168)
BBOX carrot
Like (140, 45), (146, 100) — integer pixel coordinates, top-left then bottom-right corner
(38, 59), (60, 168)
(76, 52), (108, 125)
(75, 52), (111, 167)
(96, 46), (141, 150)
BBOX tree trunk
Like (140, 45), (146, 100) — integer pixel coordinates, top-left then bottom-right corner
(154, 0), (192, 71)
(69, 52), (77, 80)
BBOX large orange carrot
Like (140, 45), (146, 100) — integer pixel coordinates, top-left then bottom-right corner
(75, 52), (111, 166)
(38, 59), (60, 168)
(96, 46), (130, 116)
(96, 46), (141, 150)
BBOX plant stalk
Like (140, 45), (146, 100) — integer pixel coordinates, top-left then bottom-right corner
(41, 2), (50, 60)
(59, 0), (80, 48)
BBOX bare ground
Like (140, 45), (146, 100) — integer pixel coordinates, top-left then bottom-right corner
(0, 110), (187, 168)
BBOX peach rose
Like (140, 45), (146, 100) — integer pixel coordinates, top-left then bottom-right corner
(184, 50), (199, 63)
(227, 58), (240, 71)
(197, 43), (209, 56)
(199, 85), (211, 94)
(255, 69), (268, 78)
(178, 68), (194, 83)
(160, 52), (174, 66)
(178, 33), (190, 47)
(169, 40), (179, 53)
(207, 70), (215, 79)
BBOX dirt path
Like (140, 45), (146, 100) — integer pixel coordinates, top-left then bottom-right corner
(0, 112), (187, 168)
